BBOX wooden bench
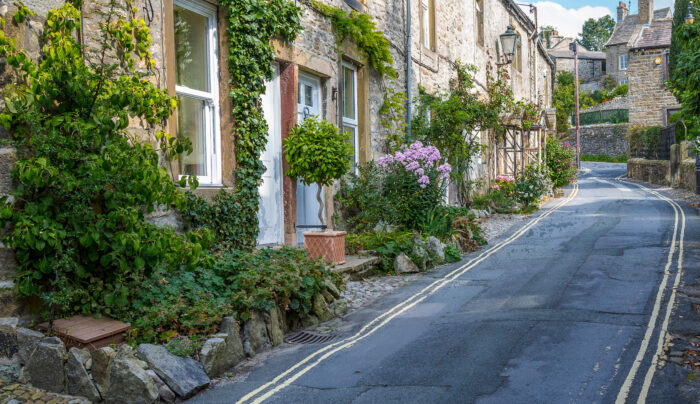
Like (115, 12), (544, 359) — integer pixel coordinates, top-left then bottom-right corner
(37, 315), (130, 352)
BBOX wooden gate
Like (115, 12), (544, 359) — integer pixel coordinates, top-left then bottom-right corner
(494, 125), (546, 178)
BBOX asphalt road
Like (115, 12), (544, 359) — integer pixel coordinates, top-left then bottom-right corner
(188, 162), (700, 404)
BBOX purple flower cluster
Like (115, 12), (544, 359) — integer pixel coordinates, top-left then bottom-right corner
(377, 141), (451, 188)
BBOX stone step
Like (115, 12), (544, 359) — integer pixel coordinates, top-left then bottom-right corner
(331, 255), (381, 280)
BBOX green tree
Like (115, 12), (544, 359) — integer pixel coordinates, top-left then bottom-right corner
(669, 19), (700, 142)
(670, 0), (693, 76)
(552, 71), (575, 134)
(579, 15), (616, 51)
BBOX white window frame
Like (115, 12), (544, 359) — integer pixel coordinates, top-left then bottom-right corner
(421, 0), (430, 48)
(619, 54), (628, 71)
(341, 62), (359, 170)
(174, 0), (221, 186)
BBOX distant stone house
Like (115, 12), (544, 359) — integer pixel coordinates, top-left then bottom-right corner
(605, 1), (671, 86)
(547, 34), (606, 90)
(605, 0), (679, 127)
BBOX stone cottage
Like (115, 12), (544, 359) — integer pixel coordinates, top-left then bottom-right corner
(547, 34), (607, 91)
(605, 0), (671, 87)
(0, 0), (554, 251)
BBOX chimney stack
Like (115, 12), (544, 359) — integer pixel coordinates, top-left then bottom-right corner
(617, 1), (628, 22)
(638, 0), (654, 25)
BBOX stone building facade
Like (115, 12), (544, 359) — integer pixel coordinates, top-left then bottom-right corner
(628, 47), (679, 126)
(0, 0), (554, 249)
(547, 34), (606, 90)
(605, 0), (672, 86)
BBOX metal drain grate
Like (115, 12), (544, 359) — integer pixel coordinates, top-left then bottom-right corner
(285, 331), (342, 344)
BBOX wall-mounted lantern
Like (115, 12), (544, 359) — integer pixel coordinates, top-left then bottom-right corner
(686, 1), (696, 24)
(498, 25), (518, 65)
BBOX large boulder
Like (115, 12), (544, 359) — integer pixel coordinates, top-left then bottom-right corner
(104, 354), (159, 404)
(146, 369), (176, 404)
(16, 327), (44, 365)
(0, 317), (18, 358)
(66, 347), (100, 401)
(267, 307), (285, 346)
(394, 253), (419, 274)
(312, 294), (333, 322)
(219, 317), (245, 364)
(91, 346), (116, 396)
(242, 311), (270, 356)
(24, 336), (65, 393)
(199, 337), (227, 378)
(136, 344), (210, 398)
(426, 236), (446, 261)
(323, 279), (341, 298)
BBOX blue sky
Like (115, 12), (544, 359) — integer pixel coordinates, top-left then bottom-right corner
(520, 1), (676, 38)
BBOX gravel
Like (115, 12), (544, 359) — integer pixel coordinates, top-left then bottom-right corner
(479, 213), (529, 242)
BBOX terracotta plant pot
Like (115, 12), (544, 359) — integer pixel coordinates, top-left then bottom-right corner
(303, 230), (346, 265)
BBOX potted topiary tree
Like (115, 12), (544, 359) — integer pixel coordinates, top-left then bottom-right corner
(284, 116), (353, 264)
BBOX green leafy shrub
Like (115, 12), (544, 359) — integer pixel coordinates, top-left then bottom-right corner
(129, 247), (341, 343)
(0, 3), (212, 317)
(444, 245), (462, 263)
(515, 165), (552, 206)
(346, 231), (415, 271)
(628, 125), (662, 159)
(546, 136), (577, 187)
(335, 162), (387, 232)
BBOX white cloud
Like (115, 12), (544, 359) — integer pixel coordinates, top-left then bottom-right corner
(519, 2), (614, 38)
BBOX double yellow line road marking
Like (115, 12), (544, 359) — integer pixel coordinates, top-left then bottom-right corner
(614, 177), (686, 404)
(238, 183), (580, 404)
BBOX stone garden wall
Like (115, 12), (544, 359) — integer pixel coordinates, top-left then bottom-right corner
(568, 124), (629, 157)
(627, 141), (697, 193)
(580, 96), (629, 114)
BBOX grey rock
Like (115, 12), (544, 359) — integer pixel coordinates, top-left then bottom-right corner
(267, 307), (285, 346)
(66, 348), (100, 401)
(426, 236), (446, 261)
(91, 346), (116, 396)
(300, 314), (319, 328)
(136, 344), (210, 398)
(411, 242), (430, 270)
(18, 366), (28, 384)
(0, 317), (18, 358)
(394, 253), (419, 274)
(104, 355), (159, 404)
(242, 311), (270, 356)
(16, 327), (43, 365)
(312, 293), (334, 323)
(331, 299), (348, 317)
(219, 318), (245, 366)
(321, 289), (334, 304)
(0, 363), (19, 383)
(24, 336), (66, 393)
(323, 279), (341, 298)
(199, 337), (229, 378)
(146, 369), (176, 404)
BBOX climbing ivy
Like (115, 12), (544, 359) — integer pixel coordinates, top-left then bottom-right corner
(184, 0), (302, 250)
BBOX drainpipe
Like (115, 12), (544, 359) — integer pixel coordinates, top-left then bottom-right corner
(405, 0), (412, 141)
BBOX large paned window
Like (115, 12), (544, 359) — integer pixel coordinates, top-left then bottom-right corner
(173, 0), (221, 185)
(618, 54), (628, 71)
(420, 0), (435, 51)
(342, 62), (359, 169)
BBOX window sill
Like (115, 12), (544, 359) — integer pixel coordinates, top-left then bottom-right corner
(421, 44), (437, 60)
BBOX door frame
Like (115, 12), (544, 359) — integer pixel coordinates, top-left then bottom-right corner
(257, 62), (284, 246)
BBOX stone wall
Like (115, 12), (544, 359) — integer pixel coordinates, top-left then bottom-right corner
(627, 142), (697, 193)
(628, 48), (680, 126)
(580, 96), (629, 113)
(568, 124), (629, 157)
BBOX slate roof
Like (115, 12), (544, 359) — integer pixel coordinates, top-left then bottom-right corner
(606, 8), (672, 46)
(631, 18), (673, 49)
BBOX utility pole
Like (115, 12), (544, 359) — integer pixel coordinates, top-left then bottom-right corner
(571, 41), (581, 168)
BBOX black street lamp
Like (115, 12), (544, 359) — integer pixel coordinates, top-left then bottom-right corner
(498, 25), (518, 65)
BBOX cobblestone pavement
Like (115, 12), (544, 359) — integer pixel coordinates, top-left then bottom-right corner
(0, 380), (89, 404)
